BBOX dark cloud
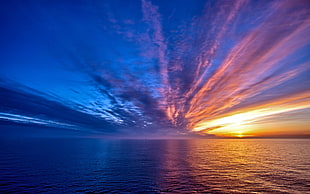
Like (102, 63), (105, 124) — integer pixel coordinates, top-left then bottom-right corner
(0, 82), (118, 134)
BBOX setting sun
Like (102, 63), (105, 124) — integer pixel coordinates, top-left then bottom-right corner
(190, 91), (310, 137)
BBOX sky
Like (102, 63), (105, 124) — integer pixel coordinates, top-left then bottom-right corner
(0, 0), (310, 138)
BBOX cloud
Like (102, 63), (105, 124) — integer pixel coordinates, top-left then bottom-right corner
(0, 81), (119, 135)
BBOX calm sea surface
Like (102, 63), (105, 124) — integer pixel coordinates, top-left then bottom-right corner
(0, 138), (309, 193)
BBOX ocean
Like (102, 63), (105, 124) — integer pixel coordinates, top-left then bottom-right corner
(0, 138), (309, 193)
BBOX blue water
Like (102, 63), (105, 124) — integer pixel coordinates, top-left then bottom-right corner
(0, 138), (309, 193)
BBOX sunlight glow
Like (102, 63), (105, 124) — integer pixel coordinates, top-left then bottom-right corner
(192, 92), (310, 137)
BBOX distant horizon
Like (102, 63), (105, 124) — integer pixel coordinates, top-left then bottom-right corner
(1, 123), (310, 140)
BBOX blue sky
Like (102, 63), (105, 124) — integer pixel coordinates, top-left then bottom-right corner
(1, 0), (310, 138)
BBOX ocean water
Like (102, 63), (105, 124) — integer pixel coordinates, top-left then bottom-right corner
(0, 138), (309, 193)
